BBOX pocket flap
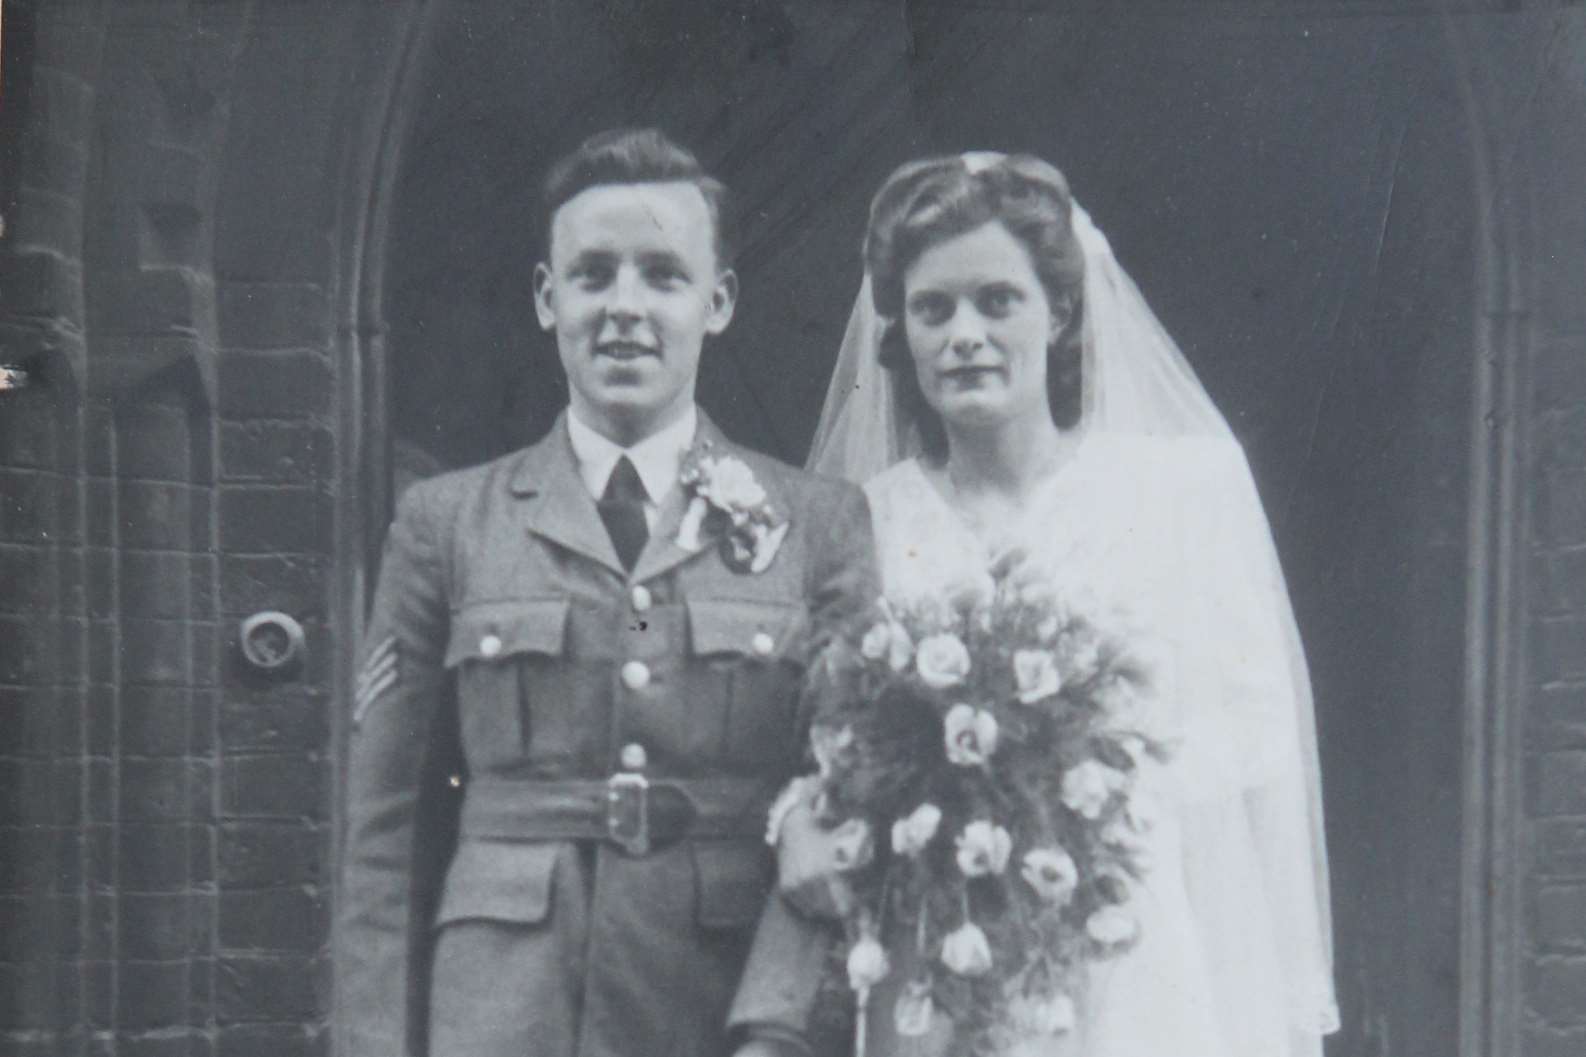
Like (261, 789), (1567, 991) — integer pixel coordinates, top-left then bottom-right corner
(688, 599), (805, 658)
(445, 598), (570, 668)
(434, 839), (559, 927)
(692, 840), (773, 928)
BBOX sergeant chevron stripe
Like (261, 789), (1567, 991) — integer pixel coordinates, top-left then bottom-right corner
(353, 636), (398, 726)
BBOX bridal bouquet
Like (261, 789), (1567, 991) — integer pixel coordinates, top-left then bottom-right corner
(795, 571), (1168, 1056)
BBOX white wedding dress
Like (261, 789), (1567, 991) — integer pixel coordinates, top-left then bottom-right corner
(862, 434), (1339, 1057)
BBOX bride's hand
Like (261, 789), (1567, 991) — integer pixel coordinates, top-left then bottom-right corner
(775, 797), (854, 921)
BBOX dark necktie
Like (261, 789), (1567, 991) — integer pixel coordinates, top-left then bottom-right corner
(598, 455), (649, 572)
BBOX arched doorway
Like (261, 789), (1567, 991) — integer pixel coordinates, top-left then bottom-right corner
(351, 4), (1507, 1054)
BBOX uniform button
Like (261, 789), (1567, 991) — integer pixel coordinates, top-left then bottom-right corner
(752, 632), (775, 657)
(620, 660), (651, 690)
(630, 585), (653, 613)
(620, 743), (648, 771)
(479, 634), (502, 659)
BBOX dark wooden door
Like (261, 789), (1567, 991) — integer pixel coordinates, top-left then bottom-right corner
(383, 4), (1480, 1053)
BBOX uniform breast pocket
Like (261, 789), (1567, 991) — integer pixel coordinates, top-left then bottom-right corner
(445, 599), (569, 767)
(687, 599), (808, 770)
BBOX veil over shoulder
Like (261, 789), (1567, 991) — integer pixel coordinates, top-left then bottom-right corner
(807, 177), (1339, 1053)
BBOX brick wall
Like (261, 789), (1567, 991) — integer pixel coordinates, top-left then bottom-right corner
(0, 1), (416, 1053)
(1522, 14), (1586, 1057)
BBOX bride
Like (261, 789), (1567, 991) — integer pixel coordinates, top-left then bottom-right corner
(733, 153), (1338, 1057)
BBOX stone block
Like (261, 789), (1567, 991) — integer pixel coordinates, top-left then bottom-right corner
(118, 824), (195, 893)
(220, 422), (332, 485)
(1537, 884), (1586, 952)
(220, 754), (325, 821)
(219, 554), (324, 620)
(1528, 956), (1586, 1026)
(217, 822), (322, 888)
(216, 955), (322, 1023)
(116, 959), (190, 1030)
(220, 686), (329, 753)
(218, 283), (331, 351)
(1537, 751), (1586, 816)
(217, 350), (333, 421)
(1535, 616), (1586, 685)
(219, 487), (328, 556)
(219, 887), (325, 953)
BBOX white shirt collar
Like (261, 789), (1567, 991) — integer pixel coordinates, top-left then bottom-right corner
(565, 405), (698, 507)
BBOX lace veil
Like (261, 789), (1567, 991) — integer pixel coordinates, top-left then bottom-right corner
(806, 154), (1339, 1045)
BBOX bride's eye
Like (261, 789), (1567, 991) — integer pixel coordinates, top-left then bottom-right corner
(908, 292), (953, 327)
(977, 285), (1020, 317)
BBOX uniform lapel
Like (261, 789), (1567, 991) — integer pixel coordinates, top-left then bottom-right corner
(510, 413), (626, 577)
(629, 411), (782, 586)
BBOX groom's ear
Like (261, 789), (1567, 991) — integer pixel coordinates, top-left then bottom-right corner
(533, 262), (556, 331)
(704, 267), (738, 336)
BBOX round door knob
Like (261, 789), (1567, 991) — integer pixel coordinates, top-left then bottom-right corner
(238, 611), (307, 674)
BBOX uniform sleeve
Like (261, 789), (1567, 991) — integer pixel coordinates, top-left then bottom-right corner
(728, 480), (878, 1045)
(338, 483), (456, 1057)
(802, 480), (880, 683)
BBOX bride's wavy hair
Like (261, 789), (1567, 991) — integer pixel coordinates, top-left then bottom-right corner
(864, 153), (1086, 458)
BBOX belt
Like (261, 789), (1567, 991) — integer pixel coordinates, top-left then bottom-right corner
(459, 775), (775, 856)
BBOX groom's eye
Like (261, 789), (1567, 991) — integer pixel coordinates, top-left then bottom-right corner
(571, 260), (614, 288)
(644, 262), (688, 287)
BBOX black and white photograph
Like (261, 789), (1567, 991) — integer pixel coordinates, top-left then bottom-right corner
(1, 2), (1583, 1057)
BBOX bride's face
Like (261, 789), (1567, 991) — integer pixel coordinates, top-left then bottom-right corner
(901, 221), (1061, 433)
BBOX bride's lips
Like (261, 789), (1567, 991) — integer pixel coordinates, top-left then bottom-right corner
(941, 365), (1003, 383)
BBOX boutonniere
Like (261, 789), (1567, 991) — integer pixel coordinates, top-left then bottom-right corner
(676, 440), (790, 574)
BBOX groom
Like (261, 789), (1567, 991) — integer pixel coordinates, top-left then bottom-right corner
(338, 127), (876, 1057)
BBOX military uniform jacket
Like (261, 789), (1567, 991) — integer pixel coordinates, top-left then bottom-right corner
(338, 411), (876, 1057)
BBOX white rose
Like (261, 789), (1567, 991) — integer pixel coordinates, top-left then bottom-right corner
(702, 456), (767, 510)
(1086, 905), (1140, 947)
(1009, 991), (1076, 1036)
(1019, 847), (1078, 905)
(944, 704), (998, 767)
(955, 820), (1013, 878)
(1061, 759), (1126, 820)
(830, 817), (875, 872)
(1013, 649), (1062, 704)
(893, 980), (935, 1037)
(940, 921), (993, 977)
(890, 803), (943, 857)
(1086, 905), (1139, 947)
(915, 633), (971, 689)
(846, 934), (890, 991)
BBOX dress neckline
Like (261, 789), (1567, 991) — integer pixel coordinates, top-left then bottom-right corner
(895, 430), (1098, 556)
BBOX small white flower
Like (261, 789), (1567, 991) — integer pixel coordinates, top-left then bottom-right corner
(944, 704), (999, 767)
(915, 633), (971, 689)
(846, 934), (890, 991)
(830, 817), (875, 872)
(955, 820), (1013, 878)
(893, 980), (935, 1037)
(1061, 759), (1127, 820)
(1013, 649), (1062, 704)
(890, 803), (943, 857)
(1019, 847), (1078, 905)
(1035, 615), (1061, 642)
(860, 622), (893, 661)
(940, 921), (993, 977)
(1009, 991), (1076, 1036)
(1086, 905), (1139, 947)
(702, 455), (767, 510)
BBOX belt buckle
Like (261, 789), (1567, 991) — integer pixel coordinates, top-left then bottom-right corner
(606, 772), (650, 856)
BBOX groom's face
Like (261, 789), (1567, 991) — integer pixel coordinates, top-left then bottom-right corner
(535, 181), (737, 444)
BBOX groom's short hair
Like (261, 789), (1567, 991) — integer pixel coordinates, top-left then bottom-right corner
(542, 128), (734, 268)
